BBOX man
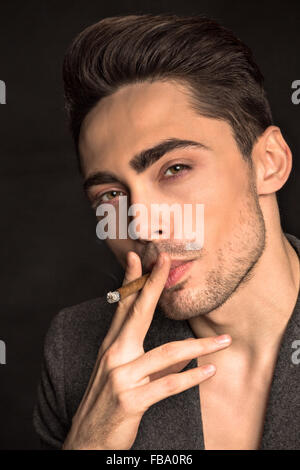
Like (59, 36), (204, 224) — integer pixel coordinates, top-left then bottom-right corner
(33, 14), (300, 450)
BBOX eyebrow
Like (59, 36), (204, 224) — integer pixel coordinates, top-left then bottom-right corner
(83, 137), (210, 195)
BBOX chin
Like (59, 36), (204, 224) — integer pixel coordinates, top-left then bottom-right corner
(158, 280), (205, 321)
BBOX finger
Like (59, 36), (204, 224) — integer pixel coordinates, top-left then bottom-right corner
(149, 338), (199, 379)
(99, 251), (142, 355)
(128, 335), (231, 381)
(148, 359), (193, 381)
(81, 252), (144, 402)
(118, 252), (171, 345)
(133, 364), (217, 412)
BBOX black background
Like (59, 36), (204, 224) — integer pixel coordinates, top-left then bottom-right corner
(0, 0), (299, 449)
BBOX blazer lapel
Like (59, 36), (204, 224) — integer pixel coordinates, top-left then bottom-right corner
(260, 293), (300, 449)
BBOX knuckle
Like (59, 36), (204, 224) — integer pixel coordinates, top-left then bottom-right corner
(160, 342), (177, 358)
(116, 390), (135, 414)
(101, 348), (118, 371)
(195, 341), (204, 355)
(107, 367), (125, 391)
(163, 374), (179, 393)
(146, 275), (156, 287)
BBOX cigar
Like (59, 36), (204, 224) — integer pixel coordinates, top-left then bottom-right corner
(106, 273), (150, 303)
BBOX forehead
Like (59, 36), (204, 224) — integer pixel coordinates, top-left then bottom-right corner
(78, 80), (234, 175)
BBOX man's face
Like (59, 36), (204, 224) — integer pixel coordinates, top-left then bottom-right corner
(79, 80), (265, 320)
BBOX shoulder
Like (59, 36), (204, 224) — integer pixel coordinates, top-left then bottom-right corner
(45, 295), (118, 416)
(34, 295), (118, 448)
(46, 295), (117, 362)
(55, 295), (116, 334)
(284, 233), (300, 329)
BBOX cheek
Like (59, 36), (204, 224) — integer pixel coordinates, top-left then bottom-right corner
(199, 166), (251, 243)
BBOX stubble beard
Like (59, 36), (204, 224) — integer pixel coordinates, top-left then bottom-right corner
(157, 175), (266, 321)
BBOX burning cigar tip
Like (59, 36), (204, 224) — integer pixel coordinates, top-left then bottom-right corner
(107, 291), (121, 304)
(106, 272), (150, 303)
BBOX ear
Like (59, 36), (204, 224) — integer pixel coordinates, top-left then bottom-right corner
(251, 126), (292, 196)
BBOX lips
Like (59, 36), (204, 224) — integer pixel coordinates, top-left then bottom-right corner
(165, 260), (194, 288)
(145, 258), (195, 288)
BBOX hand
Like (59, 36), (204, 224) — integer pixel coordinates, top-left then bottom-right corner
(62, 251), (231, 450)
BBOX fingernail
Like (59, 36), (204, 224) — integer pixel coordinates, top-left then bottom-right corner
(215, 334), (231, 345)
(203, 364), (216, 375)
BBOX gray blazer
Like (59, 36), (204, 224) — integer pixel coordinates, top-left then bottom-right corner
(33, 233), (300, 450)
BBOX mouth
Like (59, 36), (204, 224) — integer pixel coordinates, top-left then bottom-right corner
(146, 258), (195, 289)
(165, 259), (194, 288)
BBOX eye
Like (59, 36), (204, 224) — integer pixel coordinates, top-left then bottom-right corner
(164, 163), (191, 177)
(93, 190), (126, 207)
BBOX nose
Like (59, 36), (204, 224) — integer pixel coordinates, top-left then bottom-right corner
(129, 190), (174, 242)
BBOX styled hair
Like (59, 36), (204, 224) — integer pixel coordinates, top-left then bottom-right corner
(62, 13), (273, 172)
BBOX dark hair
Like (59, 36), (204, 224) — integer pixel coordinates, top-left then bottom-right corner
(62, 13), (273, 173)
